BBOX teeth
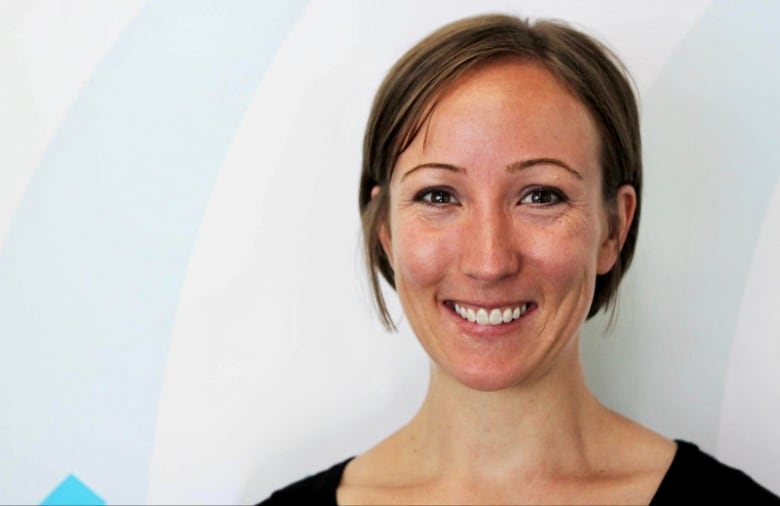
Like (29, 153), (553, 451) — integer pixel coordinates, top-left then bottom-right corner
(502, 308), (512, 323)
(452, 302), (529, 326)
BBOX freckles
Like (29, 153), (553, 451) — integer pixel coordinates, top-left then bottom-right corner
(528, 230), (597, 289)
(393, 225), (453, 288)
(392, 211), (450, 287)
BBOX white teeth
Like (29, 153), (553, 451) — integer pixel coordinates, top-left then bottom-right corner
(502, 308), (513, 323)
(452, 302), (529, 326)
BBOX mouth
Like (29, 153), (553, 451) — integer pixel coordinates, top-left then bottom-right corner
(445, 300), (533, 326)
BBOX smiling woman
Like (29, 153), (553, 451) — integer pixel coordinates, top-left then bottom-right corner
(377, 60), (634, 395)
(261, 13), (778, 505)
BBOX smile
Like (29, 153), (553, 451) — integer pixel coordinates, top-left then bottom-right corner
(451, 302), (530, 326)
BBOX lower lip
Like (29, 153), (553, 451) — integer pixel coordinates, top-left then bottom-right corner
(444, 302), (535, 337)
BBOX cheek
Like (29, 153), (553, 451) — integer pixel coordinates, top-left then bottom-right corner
(391, 217), (455, 291)
(528, 225), (600, 292)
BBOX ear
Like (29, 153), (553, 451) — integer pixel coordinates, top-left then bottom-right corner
(372, 185), (394, 268)
(597, 184), (637, 274)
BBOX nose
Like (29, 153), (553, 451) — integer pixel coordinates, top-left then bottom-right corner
(459, 206), (520, 283)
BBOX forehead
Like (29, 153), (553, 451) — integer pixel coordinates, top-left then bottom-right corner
(398, 60), (600, 175)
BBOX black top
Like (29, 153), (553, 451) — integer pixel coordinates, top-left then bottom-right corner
(260, 440), (779, 505)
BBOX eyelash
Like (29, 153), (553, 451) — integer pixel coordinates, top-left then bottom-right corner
(519, 187), (568, 206)
(413, 187), (459, 206)
(413, 186), (567, 207)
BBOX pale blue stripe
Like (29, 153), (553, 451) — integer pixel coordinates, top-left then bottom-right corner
(0, 1), (308, 503)
(583, 0), (780, 448)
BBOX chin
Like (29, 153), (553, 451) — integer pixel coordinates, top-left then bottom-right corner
(435, 336), (577, 393)
(441, 358), (539, 392)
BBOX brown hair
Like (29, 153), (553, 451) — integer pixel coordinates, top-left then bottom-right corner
(359, 13), (642, 330)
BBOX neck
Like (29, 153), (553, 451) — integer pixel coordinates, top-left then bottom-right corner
(400, 337), (611, 481)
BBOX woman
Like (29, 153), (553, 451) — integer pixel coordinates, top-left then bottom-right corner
(263, 14), (778, 504)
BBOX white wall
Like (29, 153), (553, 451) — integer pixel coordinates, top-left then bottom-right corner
(0, 1), (777, 504)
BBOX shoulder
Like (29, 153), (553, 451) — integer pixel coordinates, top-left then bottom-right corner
(650, 440), (779, 504)
(258, 457), (354, 506)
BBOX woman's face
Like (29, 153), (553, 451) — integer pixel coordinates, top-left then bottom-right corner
(378, 61), (634, 391)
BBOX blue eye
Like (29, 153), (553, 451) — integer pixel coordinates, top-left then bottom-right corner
(415, 188), (459, 206)
(520, 188), (565, 205)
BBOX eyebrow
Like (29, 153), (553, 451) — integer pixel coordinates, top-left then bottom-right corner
(508, 158), (583, 180)
(401, 158), (583, 181)
(400, 162), (465, 181)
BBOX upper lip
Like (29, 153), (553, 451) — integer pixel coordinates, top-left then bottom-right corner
(444, 299), (530, 309)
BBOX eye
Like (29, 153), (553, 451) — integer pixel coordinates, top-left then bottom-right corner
(519, 187), (566, 206)
(414, 188), (459, 206)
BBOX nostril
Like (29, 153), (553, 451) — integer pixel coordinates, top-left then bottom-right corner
(462, 240), (520, 282)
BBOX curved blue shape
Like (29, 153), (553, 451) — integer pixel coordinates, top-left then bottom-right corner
(583, 0), (780, 448)
(0, 1), (308, 503)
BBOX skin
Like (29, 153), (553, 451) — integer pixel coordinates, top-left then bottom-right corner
(339, 60), (674, 505)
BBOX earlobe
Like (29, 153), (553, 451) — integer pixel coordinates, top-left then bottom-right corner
(597, 185), (637, 274)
